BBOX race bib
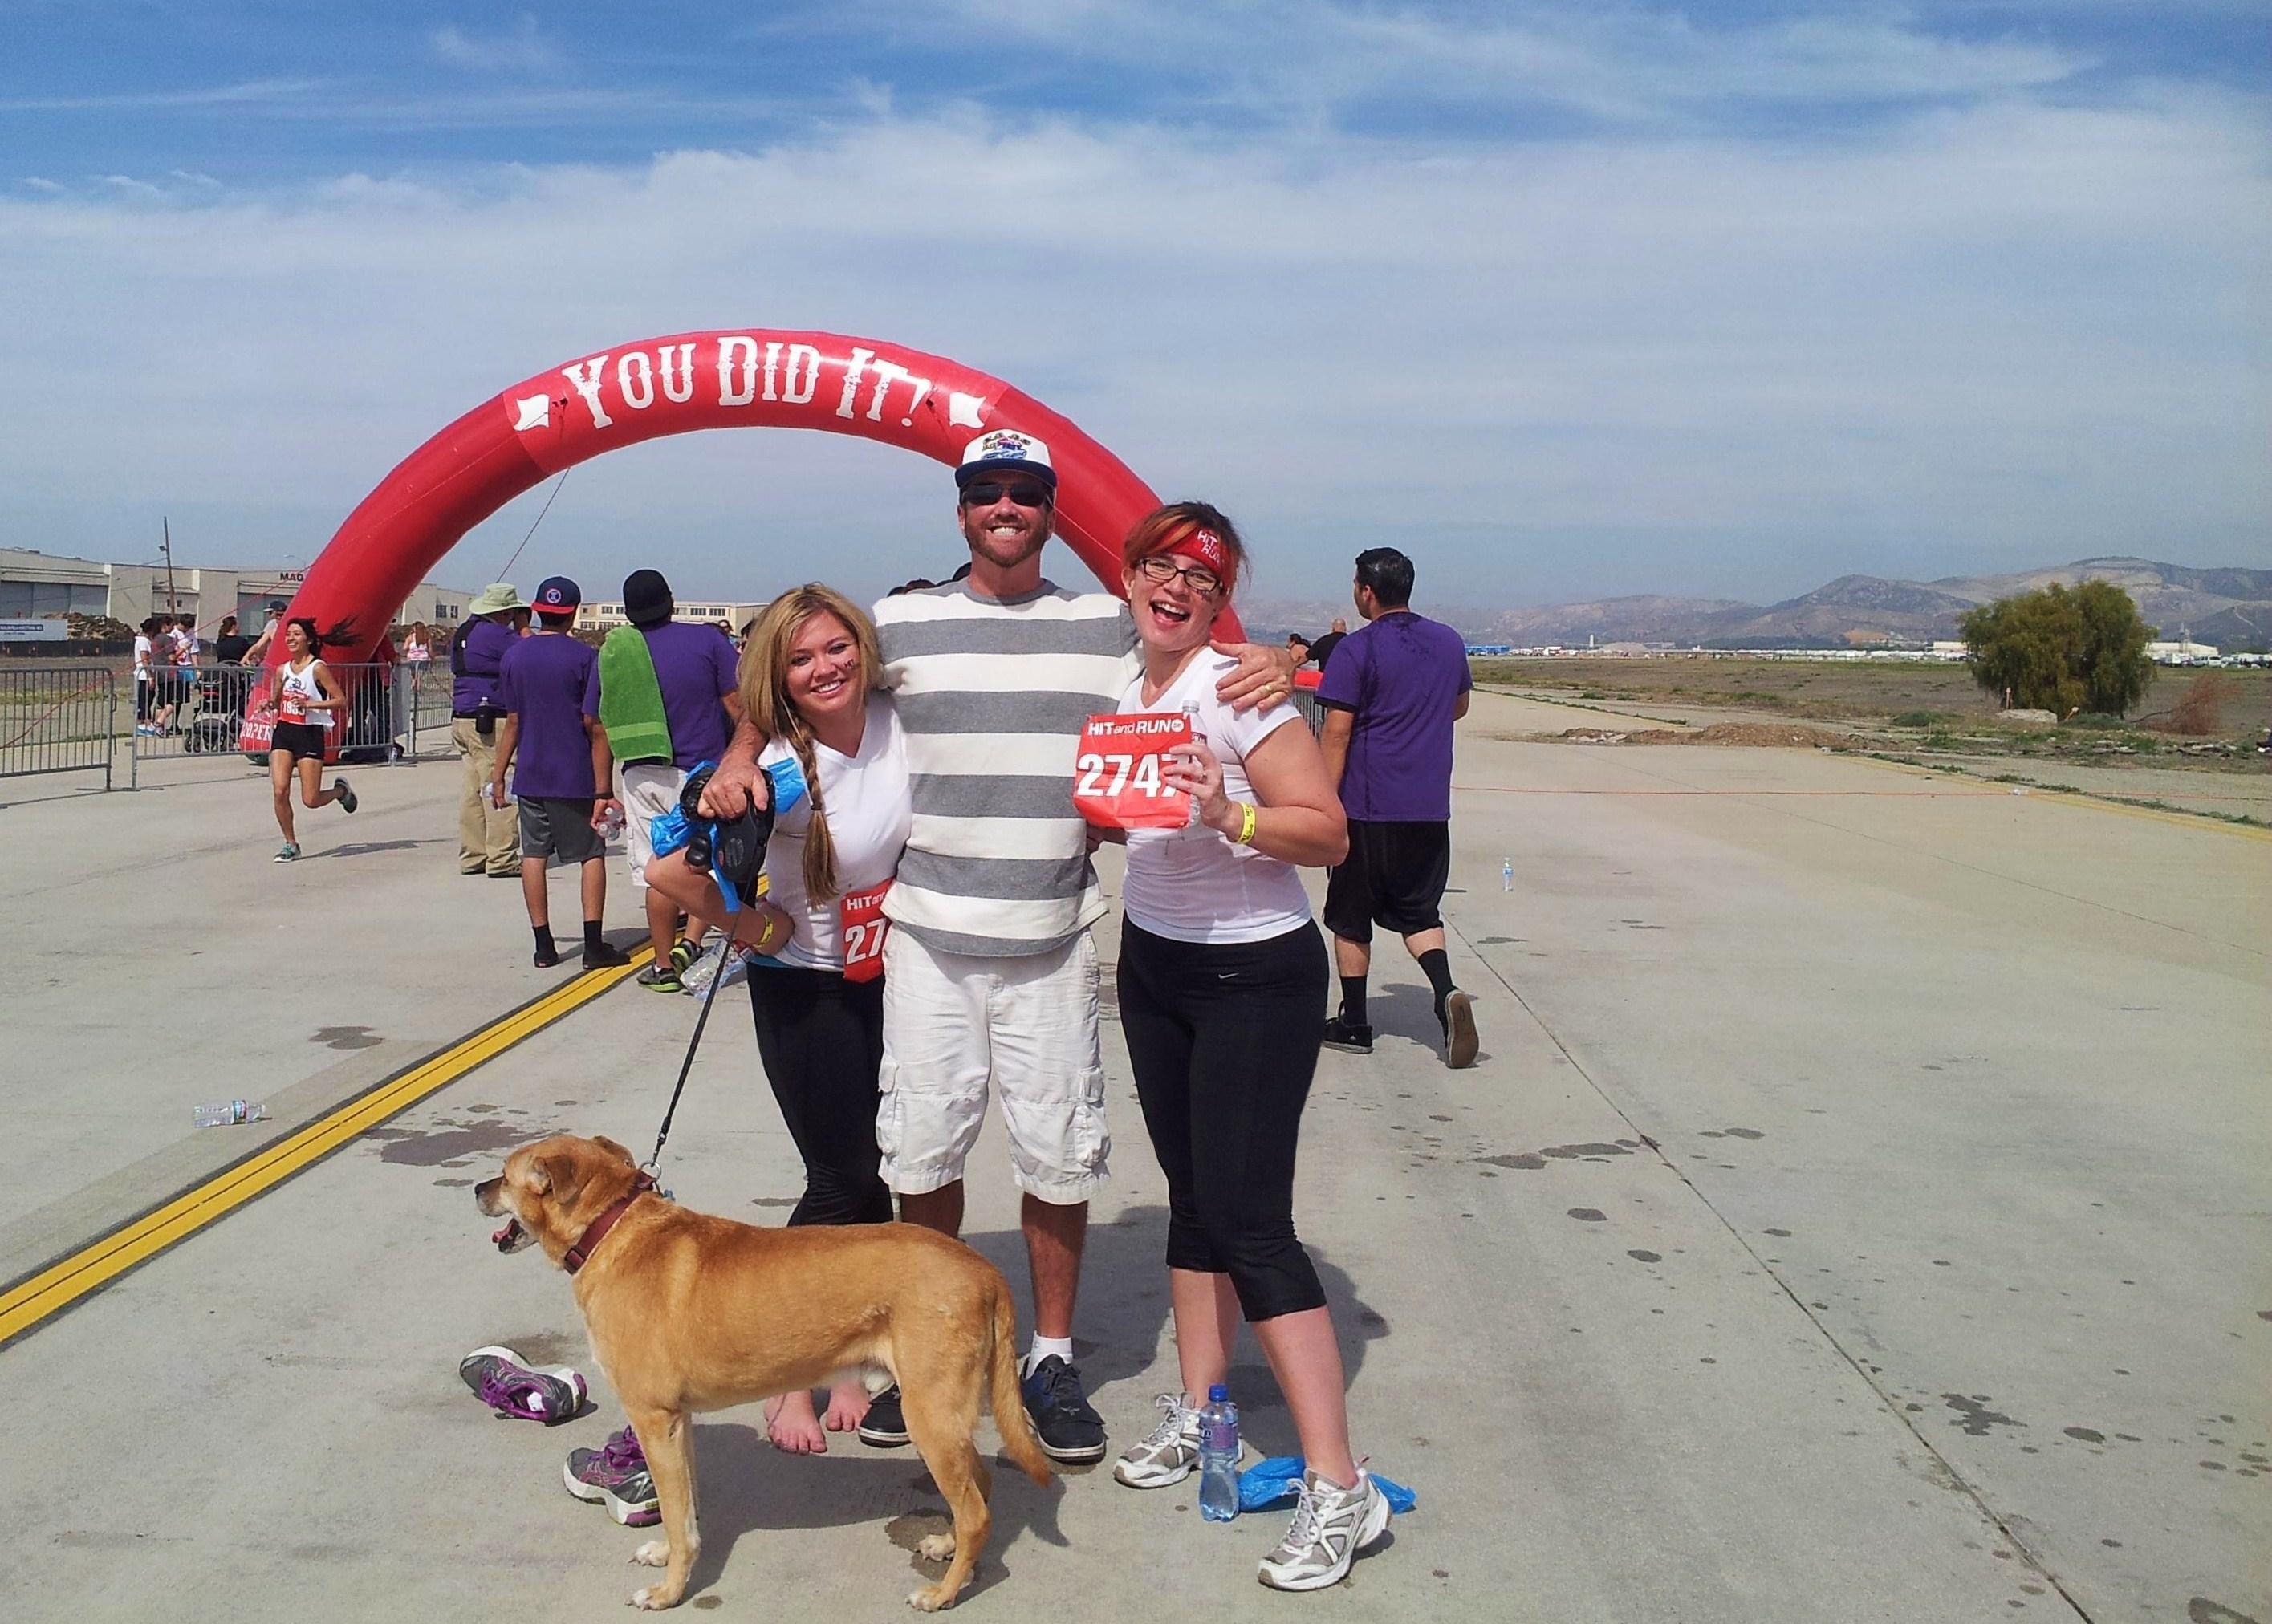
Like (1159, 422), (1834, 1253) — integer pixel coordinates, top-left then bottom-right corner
(278, 689), (308, 725)
(1073, 713), (1193, 830)
(838, 881), (892, 984)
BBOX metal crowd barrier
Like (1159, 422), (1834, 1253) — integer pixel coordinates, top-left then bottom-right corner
(0, 663), (116, 788)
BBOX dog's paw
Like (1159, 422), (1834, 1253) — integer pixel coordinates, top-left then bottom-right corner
(916, 1533), (957, 1563)
(629, 1540), (669, 1568)
(906, 1585), (953, 1613)
(629, 1583), (681, 1610)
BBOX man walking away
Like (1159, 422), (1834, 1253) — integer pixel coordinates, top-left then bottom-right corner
(1307, 616), (1351, 676)
(491, 577), (630, 972)
(453, 583), (526, 879)
(586, 568), (742, 993)
(1315, 547), (1480, 1069)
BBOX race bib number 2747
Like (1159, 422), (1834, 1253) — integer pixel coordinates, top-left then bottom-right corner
(1073, 713), (1193, 830)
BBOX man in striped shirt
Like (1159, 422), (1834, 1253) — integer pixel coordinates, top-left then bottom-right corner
(703, 429), (1290, 1462)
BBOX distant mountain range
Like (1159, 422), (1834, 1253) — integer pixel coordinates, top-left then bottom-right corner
(1247, 558), (2272, 650)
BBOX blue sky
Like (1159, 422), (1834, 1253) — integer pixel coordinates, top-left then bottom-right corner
(3, 2), (2266, 612)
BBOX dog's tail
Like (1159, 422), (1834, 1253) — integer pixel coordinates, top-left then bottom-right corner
(991, 1282), (1055, 1487)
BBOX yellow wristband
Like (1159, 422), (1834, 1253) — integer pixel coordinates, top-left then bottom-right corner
(1235, 802), (1258, 846)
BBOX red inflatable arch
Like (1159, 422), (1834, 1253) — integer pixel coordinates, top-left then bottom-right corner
(248, 329), (1234, 749)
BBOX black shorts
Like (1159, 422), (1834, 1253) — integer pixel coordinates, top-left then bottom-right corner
(519, 796), (602, 863)
(1323, 818), (1449, 943)
(270, 722), (328, 763)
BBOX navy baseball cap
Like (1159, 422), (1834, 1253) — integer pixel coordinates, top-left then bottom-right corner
(532, 576), (581, 615)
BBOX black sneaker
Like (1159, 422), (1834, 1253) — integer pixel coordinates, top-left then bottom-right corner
(582, 940), (631, 971)
(857, 1383), (909, 1447)
(1441, 989), (1479, 1070)
(1321, 1015), (1374, 1054)
(1022, 1355), (1108, 1464)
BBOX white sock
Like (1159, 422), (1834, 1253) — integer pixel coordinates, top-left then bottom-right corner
(1022, 1336), (1074, 1375)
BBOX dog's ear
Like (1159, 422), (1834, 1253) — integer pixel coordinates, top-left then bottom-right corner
(533, 1151), (584, 1206)
(591, 1135), (636, 1166)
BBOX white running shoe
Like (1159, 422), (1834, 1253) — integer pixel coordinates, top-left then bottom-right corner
(1112, 1392), (1204, 1488)
(1256, 1468), (1391, 1592)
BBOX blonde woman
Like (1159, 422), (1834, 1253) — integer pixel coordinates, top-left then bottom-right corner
(632, 585), (909, 1456)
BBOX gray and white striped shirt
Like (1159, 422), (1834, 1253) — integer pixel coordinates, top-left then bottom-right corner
(874, 580), (1140, 956)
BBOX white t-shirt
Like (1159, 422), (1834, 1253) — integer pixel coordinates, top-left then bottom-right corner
(1117, 652), (1311, 945)
(753, 692), (912, 972)
(278, 657), (333, 729)
(132, 635), (152, 681)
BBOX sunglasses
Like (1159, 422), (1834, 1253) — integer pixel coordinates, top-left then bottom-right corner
(961, 480), (1052, 509)
(1135, 554), (1222, 595)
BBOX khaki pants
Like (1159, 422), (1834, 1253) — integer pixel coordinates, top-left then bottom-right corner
(453, 717), (520, 875)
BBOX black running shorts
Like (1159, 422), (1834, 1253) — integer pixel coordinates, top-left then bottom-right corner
(1323, 818), (1451, 944)
(519, 796), (603, 863)
(270, 722), (327, 763)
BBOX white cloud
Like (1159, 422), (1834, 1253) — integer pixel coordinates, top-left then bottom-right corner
(169, 170), (222, 188)
(21, 177), (65, 193)
(2, 96), (2265, 606)
(429, 14), (567, 74)
(94, 175), (162, 196)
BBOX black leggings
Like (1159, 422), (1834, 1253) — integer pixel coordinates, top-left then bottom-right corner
(1117, 919), (1330, 1322)
(746, 966), (894, 1228)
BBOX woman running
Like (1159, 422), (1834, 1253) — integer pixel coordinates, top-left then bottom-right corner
(637, 583), (910, 1454)
(1095, 503), (1388, 1592)
(266, 617), (358, 862)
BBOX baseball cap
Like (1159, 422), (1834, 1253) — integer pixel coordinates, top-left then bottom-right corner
(532, 576), (581, 615)
(955, 429), (1056, 493)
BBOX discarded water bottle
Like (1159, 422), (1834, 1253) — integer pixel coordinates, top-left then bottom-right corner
(193, 1099), (268, 1128)
(1502, 858), (1514, 892)
(599, 802), (625, 840)
(1197, 1383), (1241, 1522)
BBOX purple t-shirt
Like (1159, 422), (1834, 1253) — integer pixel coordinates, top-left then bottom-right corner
(581, 621), (740, 771)
(1315, 611), (1471, 822)
(451, 617), (514, 714)
(497, 633), (598, 799)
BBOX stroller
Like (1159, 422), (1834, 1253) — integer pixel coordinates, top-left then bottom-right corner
(182, 667), (249, 754)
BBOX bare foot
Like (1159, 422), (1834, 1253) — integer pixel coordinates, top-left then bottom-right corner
(764, 1390), (827, 1454)
(820, 1378), (872, 1432)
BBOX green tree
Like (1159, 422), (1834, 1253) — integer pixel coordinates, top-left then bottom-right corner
(1960, 582), (2156, 715)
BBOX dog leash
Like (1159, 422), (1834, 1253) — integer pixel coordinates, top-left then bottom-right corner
(640, 818), (742, 1182)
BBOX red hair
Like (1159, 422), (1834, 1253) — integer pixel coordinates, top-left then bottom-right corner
(1121, 502), (1246, 592)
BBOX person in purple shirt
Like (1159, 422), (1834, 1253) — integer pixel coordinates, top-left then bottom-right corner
(584, 569), (744, 989)
(452, 583), (527, 878)
(490, 577), (632, 972)
(1315, 547), (1481, 1069)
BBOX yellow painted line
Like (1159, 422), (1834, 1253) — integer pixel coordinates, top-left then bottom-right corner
(0, 945), (652, 1350)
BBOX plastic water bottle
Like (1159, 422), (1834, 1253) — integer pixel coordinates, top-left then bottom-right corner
(1182, 703), (1205, 828)
(1502, 858), (1514, 892)
(193, 1099), (268, 1128)
(1197, 1384), (1241, 1522)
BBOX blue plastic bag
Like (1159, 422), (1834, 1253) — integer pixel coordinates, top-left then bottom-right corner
(1238, 1456), (1416, 1514)
(642, 757), (807, 867)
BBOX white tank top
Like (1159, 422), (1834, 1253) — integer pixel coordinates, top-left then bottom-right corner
(278, 659), (332, 729)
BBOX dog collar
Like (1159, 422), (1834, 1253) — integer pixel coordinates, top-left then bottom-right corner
(563, 1172), (656, 1276)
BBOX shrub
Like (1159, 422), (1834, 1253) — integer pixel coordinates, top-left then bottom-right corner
(2161, 671), (2239, 737)
(1889, 709), (1946, 727)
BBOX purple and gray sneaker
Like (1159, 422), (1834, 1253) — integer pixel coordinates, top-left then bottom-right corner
(457, 1345), (588, 1424)
(563, 1425), (661, 1526)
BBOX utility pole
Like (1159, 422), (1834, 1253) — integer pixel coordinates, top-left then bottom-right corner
(161, 516), (179, 616)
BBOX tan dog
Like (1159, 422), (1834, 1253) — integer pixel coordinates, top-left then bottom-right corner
(475, 1134), (1053, 1611)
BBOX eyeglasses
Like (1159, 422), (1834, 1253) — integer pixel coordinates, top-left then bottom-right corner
(961, 480), (1052, 509)
(1135, 554), (1222, 595)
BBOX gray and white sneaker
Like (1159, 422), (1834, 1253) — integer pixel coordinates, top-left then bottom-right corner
(1112, 1392), (1204, 1488)
(1256, 1468), (1391, 1592)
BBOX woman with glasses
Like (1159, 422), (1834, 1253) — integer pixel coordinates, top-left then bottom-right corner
(1095, 503), (1389, 1591)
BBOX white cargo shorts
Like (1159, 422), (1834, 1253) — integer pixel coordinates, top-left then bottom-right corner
(876, 928), (1110, 1204)
(620, 761), (686, 890)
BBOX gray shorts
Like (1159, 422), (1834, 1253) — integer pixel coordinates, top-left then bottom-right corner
(519, 796), (602, 863)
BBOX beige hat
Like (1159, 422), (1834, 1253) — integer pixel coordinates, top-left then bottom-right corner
(467, 583), (527, 615)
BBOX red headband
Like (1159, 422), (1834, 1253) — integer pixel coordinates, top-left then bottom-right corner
(1165, 527), (1230, 579)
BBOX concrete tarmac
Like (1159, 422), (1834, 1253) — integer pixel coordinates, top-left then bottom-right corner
(1, 692), (2265, 1622)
